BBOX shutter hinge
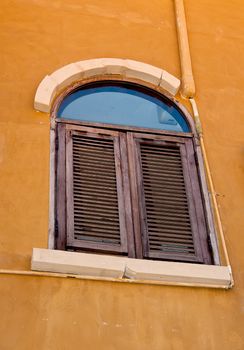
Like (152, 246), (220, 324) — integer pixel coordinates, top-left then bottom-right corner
(207, 235), (213, 253)
(55, 218), (59, 238)
(54, 218), (59, 249)
(50, 118), (56, 130)
(55, 136), (59, 151)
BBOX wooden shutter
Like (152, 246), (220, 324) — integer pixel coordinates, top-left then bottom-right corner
(127, 132), (211, 264)
(57, 124), (133, 254)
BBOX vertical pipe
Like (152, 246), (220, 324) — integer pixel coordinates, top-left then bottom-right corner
(174, 0), (195, 98)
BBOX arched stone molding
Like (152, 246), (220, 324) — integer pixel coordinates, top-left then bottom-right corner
(34, 58), (181, 113)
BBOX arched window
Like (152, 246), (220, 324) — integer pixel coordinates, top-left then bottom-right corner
(58, 82), (189, 132)
(55, 81), (212, 264)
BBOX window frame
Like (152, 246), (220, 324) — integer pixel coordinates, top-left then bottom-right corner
(50, 79), (220, 266)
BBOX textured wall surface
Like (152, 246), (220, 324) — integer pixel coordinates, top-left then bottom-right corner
(0, 0), (244, 349)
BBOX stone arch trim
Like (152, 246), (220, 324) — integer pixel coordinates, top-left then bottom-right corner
(34, 58), (181, 113)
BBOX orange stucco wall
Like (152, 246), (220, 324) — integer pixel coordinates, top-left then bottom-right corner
(0, 1), (244, 349)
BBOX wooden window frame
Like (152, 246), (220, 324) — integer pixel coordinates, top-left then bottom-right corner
(55, 119), (213, 264)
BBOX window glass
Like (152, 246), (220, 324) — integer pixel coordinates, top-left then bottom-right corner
(58, 84), (190, 132)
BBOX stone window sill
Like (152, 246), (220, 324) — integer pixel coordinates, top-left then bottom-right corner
(31, 248), (233, 289)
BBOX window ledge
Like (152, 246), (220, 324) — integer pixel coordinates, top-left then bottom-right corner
(31, 248), (233, 289)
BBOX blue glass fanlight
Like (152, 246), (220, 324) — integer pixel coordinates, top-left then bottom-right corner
(58, 84), (190, 133)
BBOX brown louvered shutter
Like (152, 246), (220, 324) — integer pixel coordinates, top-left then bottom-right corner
(127, 132), (211, 264)
(62, 125), (133, 254)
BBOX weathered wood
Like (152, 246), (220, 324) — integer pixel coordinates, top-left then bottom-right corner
(66, 129), (75, 248)
(133, 138), (150, 258)
(68, 239), (124, 253)
(126, 133), (143, 259)
(113, 134), (128, 254)
(48, 126), (56, 249)
(119, 133), (136, 258)
(130, 132), (188, 143)
(56, 124), (66, 250)
(185, 139), (212, 264)
(66, 124), (120, 136)
(180, 142), (203, 262)
(194, 140), (220, 265)
(57, 118), (193, 138)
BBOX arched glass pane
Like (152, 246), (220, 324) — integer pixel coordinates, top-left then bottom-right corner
(58, 84), (190, 132)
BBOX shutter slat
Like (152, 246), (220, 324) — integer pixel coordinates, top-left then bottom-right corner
(73, 159), (116, 171)
(149, 244), (195, 253)
(74, 217), (120, 227)
(74, 223), (120, 234)
(74, 185), (117, 195)
(143, 177), (185, 185)
(143, 166), (183, 174)
(143, 174), (184, 182)
(149, 236), (195, 244)
(74, 177), (118, 186)
(74, 193), (118, 203)
(75, 230), (120, 244)
(141, 145), (181, 153)
(147, 201), (189, 212)
(73, 141), (114, 151)
(74, 180), (116, 190)
(143, 171), (185, 180)
(73, 201), (120, 212)
(73, 152), (115, 163)
(146, 212), (191, 220)
(142, 182), (186, 192)
(74, 211), (119, 219)
(147, 220), (191, 229)
(147, 226), (192, 234)
(74, 188), (118, 198)
(73, 168), (117, 179)
(145, 196), (188, 204)
(141, 157), (182, 165)
(74, 228), (120, 237)
(72, 135), (115, 146)
(145, 191), (188, 199)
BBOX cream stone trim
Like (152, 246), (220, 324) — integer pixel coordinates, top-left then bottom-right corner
(34, 58), (181, 112)
(31, 248), (232, 289)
